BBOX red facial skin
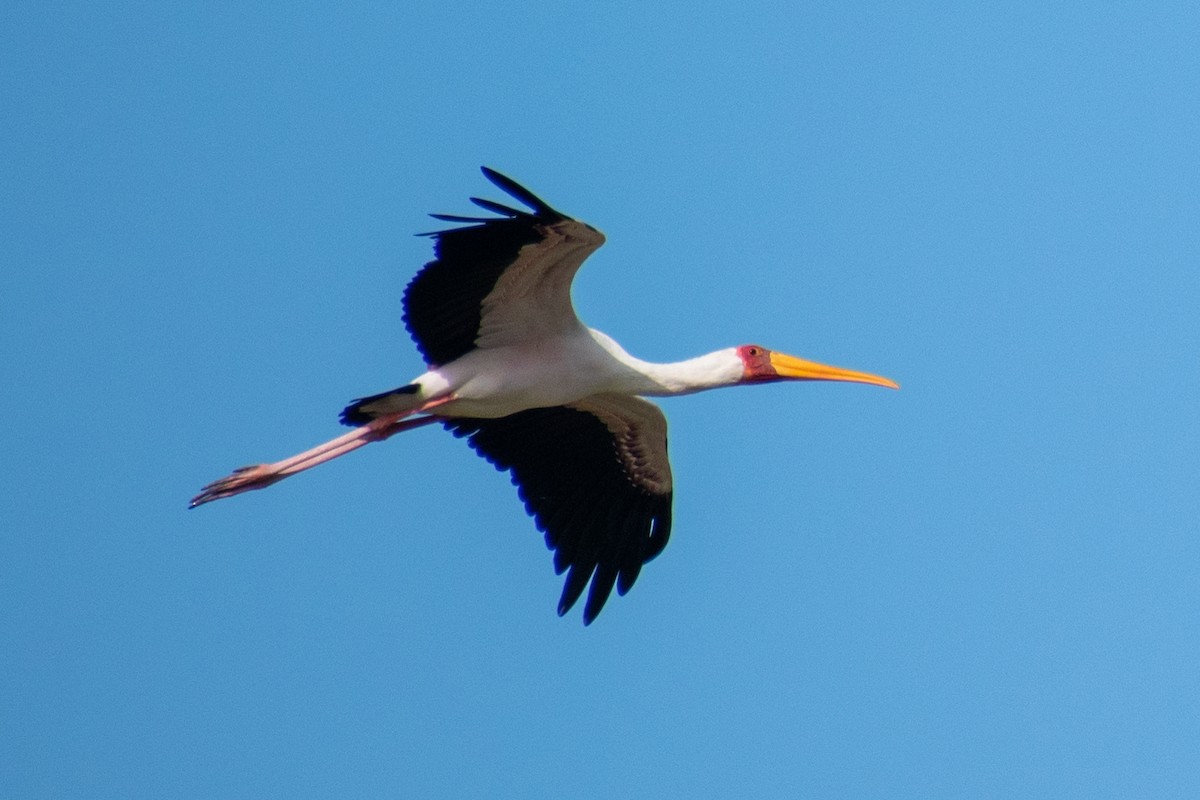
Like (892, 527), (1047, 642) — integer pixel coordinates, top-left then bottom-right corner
(736, 344), (779, 382)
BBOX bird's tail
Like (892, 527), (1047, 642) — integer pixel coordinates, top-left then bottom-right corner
(339, 384), (422, 426)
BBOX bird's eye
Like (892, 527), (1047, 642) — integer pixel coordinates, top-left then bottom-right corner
(747, 347), (761, 357)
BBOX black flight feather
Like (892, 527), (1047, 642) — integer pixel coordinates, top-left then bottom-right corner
(469, 197), (527, 217)
(481, 166), (560, 216)
(443, 406), (673, 624)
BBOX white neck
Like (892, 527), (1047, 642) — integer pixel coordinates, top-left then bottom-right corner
(589, 330), (743, 396)
(634, 350), (746, 396)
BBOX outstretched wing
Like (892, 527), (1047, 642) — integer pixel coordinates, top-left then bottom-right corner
(443, 394), (673, 624)
(404, 167), (606, 367)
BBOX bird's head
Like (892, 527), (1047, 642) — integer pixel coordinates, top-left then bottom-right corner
(736, 344), (899, 389)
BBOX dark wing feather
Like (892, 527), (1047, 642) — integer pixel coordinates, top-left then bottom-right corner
(469, 197), (529, 218)
(443, 403), (673, 624)
(404, 168), (569, 366)
(481, 166), (560, 215)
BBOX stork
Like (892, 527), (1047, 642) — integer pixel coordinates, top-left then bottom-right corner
(190, 168), (898, 623)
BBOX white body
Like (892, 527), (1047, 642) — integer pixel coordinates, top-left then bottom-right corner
(398, 329), (744, 419)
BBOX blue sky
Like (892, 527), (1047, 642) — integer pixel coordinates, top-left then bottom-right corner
(3, 2), (1199, 797)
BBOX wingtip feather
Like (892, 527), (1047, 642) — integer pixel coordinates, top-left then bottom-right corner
(469, 196), (525, 217)
(479, 166), (561, 217)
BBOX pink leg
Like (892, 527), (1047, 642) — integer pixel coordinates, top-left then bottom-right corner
(189, 405), (447, 508)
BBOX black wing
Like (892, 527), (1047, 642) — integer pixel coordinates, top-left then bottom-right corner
(443, 398), (673, 624)
(405, 168), (602, 367)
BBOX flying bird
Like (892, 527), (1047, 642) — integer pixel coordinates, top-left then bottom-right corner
(190, 167), (898, 623)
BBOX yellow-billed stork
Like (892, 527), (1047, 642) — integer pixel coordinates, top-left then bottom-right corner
(190, 167), (898, 623)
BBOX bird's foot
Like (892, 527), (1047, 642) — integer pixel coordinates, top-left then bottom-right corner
(189, 464), (283, 508)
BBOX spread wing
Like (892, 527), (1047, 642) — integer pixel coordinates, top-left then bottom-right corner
(443, 394), (673, 624)
(404, 167), (606, 367)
